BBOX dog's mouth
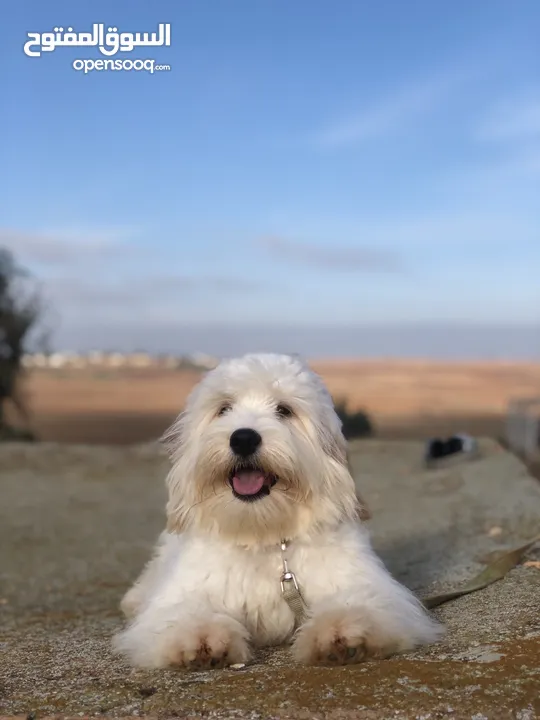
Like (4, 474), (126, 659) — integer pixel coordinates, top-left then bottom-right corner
(229, 464), (277, 503)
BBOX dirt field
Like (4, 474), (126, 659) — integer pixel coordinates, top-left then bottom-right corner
(10, 360), (540, 445)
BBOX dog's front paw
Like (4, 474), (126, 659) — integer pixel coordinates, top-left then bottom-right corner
(292, 607), (380, 666)
(158, 613), (252, 670)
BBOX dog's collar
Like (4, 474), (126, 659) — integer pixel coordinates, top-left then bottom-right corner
(279, 539), (308, 626)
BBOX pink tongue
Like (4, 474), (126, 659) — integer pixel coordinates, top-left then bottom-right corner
(232, 470), (266, 496)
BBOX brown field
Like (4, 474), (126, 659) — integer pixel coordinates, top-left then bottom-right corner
(11, 360), (540, 445)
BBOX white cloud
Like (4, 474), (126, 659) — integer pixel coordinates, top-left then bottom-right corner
(312, 62), (468, 149)
(476, 93), (540, 143)
(261, 210), (538, 259)
(0, 226), (139, 266)
(260, 236), (402, 272)
(0, 226), (264, 335)
(47, 274), (258, 310)
(35, 273), (262, 335)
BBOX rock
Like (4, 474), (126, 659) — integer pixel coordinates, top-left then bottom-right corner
(1, 438), (539, 719)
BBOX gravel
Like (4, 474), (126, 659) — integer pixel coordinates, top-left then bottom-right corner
(1, 438), (539, 719)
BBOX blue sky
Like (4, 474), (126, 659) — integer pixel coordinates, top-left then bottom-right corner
(1, 0), (539, 357)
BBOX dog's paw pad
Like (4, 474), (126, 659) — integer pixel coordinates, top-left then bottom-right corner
(292, 608), (377, 666)
(161, 616), (251, 670)
(180, 643), (231, 670)
(319, 636), (367, 666)
(186, 655), (228, 670)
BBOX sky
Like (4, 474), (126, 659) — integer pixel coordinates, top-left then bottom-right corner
(1, 0), (539, 358)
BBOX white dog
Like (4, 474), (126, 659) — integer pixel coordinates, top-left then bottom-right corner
(114, 353), (442, 669)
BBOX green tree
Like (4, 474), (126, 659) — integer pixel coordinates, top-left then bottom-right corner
(0, 249), (44, 440)
(334, 398), (374, 440)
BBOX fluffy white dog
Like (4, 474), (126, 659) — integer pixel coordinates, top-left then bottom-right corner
(114, 353), (442, 669)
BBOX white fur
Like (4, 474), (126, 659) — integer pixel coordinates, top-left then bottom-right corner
(114, 353), (442, 668)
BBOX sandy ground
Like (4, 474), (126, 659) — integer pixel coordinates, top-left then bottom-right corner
(1, 438), (540, 719)
(12, 360), (540, 445)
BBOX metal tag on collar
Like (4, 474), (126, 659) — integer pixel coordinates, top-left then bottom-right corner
(280, 540), (300, 593)
(281, 567), (301, 594)
(279, 539), (308, 624)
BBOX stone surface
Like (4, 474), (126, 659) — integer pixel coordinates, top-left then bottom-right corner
(1, 438), (539, 719)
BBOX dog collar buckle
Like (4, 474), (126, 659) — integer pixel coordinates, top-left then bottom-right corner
(280, 568), (300, 593)
(280, 539), (308, 625)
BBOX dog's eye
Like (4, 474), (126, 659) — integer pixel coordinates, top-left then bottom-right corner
(276, 403), (293, 418)
(217, 403), (232, 416)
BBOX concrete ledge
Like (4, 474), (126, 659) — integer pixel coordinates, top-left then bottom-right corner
(1, 439), (539, 719)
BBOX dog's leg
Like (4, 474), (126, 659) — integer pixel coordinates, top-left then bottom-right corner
(114, 602), (252, 669)
(120, 531), (173, 619)
(292, 532), (442, 666)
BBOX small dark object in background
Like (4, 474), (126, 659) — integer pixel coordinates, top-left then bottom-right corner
(428, 439), (446, 459)
(334, 398), (374, 440)
(446, 436), (464, 456)
(425, 433), (477, 464)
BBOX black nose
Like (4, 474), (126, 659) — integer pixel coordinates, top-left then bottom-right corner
(229, 428), (262, 457)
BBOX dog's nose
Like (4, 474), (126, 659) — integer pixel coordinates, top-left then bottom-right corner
(229, 428), (262, 457)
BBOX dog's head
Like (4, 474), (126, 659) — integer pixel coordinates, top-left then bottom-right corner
(162, 353), (368, 546)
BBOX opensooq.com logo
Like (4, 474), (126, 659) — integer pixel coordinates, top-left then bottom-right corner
(23, 23), (172, 75)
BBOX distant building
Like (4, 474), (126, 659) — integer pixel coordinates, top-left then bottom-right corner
(21, 350), (220, 372)
(188, 352), (218, 370)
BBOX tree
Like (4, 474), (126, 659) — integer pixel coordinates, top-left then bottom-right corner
(0, 248), (44, 440)
(334, 397), (374, 440)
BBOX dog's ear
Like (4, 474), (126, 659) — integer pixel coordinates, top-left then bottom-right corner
(165, 481), (189, 534)
(355, 496), (372, 521)
(165, 465), (192, 534)
(160, 409), (186, 460)
(160, 411), (193, 533)
(321, 423), (372, 522)
(329, 413), (372, 522)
